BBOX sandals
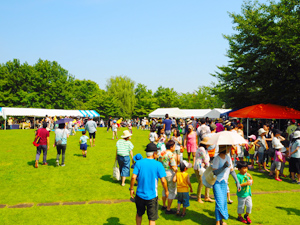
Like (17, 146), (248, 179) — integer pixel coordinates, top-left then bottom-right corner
(181, 213), (186, 218)
(176, 210), (180, 216)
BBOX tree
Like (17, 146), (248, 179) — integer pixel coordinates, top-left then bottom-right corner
(106, 76), (136, 118)
(133, 83), (158, 118)
(212, 0), (300, 110)
(153, 86), (179, 108)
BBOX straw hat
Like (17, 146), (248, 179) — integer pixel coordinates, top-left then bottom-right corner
(200, 137), (210, 145)
(121, 130), (132, 139)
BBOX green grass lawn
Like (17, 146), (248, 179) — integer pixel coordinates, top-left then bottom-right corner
(0, 128), (299, 224)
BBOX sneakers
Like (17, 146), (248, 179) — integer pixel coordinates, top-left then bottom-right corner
(292, 179), (297, 183)
(165, 209), (176, 214)
(61, 164), (65, 167)
(35, 161), (38, 168)
(244, 214), (252, 224)
(43, 162), (48, 165)
(237, 216), (247, 223)
(275, 178), (282, 182)
(161, 206), (167, 210)
(56, 161), (60, 167)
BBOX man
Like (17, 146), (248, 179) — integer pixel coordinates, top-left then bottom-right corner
(85, 117), (97, 147)
(107, 116), (112, 132)
(130, 143), (169, 225)
(35, 122), (50, 168)
(197, 118), (210, 142)
(286, 119), (297, 141)
(163, 114), (172, 140)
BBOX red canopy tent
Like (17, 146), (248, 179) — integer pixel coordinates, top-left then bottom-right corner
(229, 104), (300, 119)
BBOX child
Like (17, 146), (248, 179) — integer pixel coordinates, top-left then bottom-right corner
(274, 143), (284, 181)
(279, 147), (287, 177)
(173, 160), (193, 217)
(128, 120), (133, 134)
(149, 126), (158, 143)
(248, 135), (256, 169)
(131, 153), (143, 186)
(157, 127), (167, 154)
(236, 161), (253, 224)
(112, 120), (118, 140)
(79, 131), (89, 157)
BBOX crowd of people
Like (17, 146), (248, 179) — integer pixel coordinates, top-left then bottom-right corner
(111, 114), (300, 225)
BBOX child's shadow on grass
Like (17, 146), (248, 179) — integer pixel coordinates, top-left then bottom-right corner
(103, 217), (125, 225)
(27, 158), (58, 168)
(73, 154), (83, 157)
(276, 206), (300, 216)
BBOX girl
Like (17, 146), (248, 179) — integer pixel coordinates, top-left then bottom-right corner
(248, 135), (256, 169)
(172, 129), (183, 164)
(157, 127), (167, 154)
(254, 128), (269, 172)
(148, 126), (158, 143)
(184, 125), (198, 166)
(274, 143), (284, 181)
(112, 120), (118, 140)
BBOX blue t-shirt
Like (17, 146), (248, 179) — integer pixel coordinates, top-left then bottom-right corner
(163, 119), (172, 131)
(291, 140), (300, 158)
(133, 158), (166, 200)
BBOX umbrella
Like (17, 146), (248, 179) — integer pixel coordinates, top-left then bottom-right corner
(206, 131), (247, 146)
(56, 118), (73, 124)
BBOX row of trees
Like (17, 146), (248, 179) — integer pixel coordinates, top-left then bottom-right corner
(0, 59), (223, 119)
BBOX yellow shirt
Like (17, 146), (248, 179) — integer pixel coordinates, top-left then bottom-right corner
(177, 172), (189, 193)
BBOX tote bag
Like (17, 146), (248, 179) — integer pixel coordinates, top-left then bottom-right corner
(113, 160), (120, 181)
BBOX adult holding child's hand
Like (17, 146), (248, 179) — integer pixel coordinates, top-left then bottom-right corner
(116, 130), (134, 186)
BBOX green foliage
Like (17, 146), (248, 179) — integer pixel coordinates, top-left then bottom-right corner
(106, 76), (136, 118)
(153, 86), (179, 108)
(212, 0), (300, 110)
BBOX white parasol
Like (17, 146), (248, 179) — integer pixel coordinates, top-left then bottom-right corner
(206, 131), (247, 146)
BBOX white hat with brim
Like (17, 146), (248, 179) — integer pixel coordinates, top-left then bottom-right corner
(121, 130), (132, 139)
(258, 128), (267, 135)
(280, 147), (287, 153)
(182, 160), (192, 169)
(293, 131), (300, 139)
(274, 142), (284, 149)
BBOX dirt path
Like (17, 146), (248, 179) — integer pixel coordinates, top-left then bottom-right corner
(1, 189), (299, 209)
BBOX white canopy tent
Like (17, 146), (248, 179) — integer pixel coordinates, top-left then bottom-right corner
(0, 107), (100, 130)
(181, 109), (212, 118)
(148, 108), (187, 118)
(203, 108), (231, 119)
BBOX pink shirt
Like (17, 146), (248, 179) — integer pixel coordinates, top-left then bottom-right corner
(275, 151), (283, 162)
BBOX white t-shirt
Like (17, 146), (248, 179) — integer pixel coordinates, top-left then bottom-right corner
(212, 154), (233, 183)
(149, 132), (158, 142)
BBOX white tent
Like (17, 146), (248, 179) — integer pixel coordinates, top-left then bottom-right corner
(203, 108), (231, 119)
(181, 109), (211, 118)
(0, 107), (100, 130)
(148, 108), (187, 118)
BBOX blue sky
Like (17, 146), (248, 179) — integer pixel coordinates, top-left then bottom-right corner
(0, 0), (268, 93)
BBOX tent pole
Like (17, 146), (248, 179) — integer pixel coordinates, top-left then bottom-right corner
(34, 116), (35, 129)
(5, 119), (6, 130)
(247, 118), (249, 139)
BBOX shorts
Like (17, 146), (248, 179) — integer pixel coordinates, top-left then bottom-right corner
(237, 196), (252, 214)
(162, 170), (177, 199)
(165, 130), (171, 139)
(289, 157), (300, 174)
(249, 154), (255, 160)
(89, 132), (96, 139)
(258, 151), (265, 164)
(177, 192), (190, 207)
(135, 195), (158, 221)
(80, 143), (87, 150)
(274, 161), (281, 171)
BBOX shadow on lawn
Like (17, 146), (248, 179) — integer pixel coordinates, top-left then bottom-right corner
(73, 154), (83, 157)
(100, 174), (123, 184)
(27, 158), (58, 168)
(276, 206), (300, 216)
(160, 207), (216, 224)
(103, 217), (125, 225)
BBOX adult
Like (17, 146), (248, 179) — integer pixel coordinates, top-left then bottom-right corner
(130, 143), (168, 225)
(211, 145), (241, 225)
(35, 122), (50, 168)
(255, 128), (269, 172)
(163, 114), (172, 140)
(85, 117), (97, 147)
(171, 128), (182, 164)
(158, 140), (178, 214)
(263, 124), (273, 166)
(197, 118), (210, 142)
(8, 117), (13, 129)
(206, 124), (217, 160)
(107, 117), (112, 132)
(289, 130), (300, 184)
(286, 119), (297, 141)
(194, 141), (214, 203)
(184, 125), (198, 166)
(116, 130), (134, 186)
(54, 123), (69, 167)
(215, 119), (224, 133)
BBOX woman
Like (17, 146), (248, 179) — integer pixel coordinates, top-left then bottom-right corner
(254, 128), (269, 172)
(171, 129), (182, 164)
(54, 123), (69, 167)
(158, 140), (178, 214)
(115, 130), (134, 186)
(289, 130), (300, 184)
(212, 145), (241, 225)
(263, 124), (273, 166)
(184, 125), (198, 166)
(194, 138), (214, 203)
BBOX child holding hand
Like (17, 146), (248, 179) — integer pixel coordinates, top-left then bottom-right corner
(236, 161), (253, 224)
(173, 160), (193, 217)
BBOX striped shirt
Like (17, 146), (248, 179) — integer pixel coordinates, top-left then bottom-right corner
(116, 139), (134, 156)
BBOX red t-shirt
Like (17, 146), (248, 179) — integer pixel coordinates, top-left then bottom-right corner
(37, 128), (49, 145)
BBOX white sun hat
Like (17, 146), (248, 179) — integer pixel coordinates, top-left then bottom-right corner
(121, 130), (132, 139)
